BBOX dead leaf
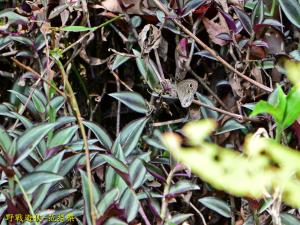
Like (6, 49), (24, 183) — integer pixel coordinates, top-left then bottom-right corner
(203, 13), (230, 46)
(229, 75), (244, 98)
(79, 49), (109, 66)
(101, 0), (145, 15)
(138, 24), (161, 55)
(158, 37), (168, 62)
(175, 38), (189, 80)
(251, 67), (263, 84)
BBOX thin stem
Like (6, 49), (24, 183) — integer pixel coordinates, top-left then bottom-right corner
(55, 59), (96, 225)
(192, 99), (259, 122)
(14, 175), (39, 225)
(160, 164), (182, 222)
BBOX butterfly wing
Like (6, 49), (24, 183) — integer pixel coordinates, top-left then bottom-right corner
(177, 79), (198, 108)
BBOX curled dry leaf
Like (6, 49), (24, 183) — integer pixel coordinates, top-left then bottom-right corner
(158, 37), (168, 62)
(175, 38), (189, 81)
(101, 0), (146, 15)
(203, 13), (230, 46)
(79, 49), (109, 66)
(138, 24), (162, 55)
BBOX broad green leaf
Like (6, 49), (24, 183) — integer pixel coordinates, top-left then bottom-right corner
(109, 92), (149, 114)
(15, 172), (63, 195)
(32, 152), (65, 209)
(119, 188), (140, 222)
(104, 218), (127, 225)
(258, 198), (273, 214)
(181, 0), (205, 17)
(166, 213), (193, 225)
(15, 123), (56, 165)
(8, 90), (38, 117)
(101, 154), (129, 176)
(41, 188), (77, 209)
(251, 0), (264, 25)
(133, 49), (159, 90)
(199, 197), (231, 218)
(118, 117), (149, 156)
(47, 125), (78, 148)
(278, 0), (300, 28)
(83, 121), (112, 149)
(59, 153), (83, 176)
(111, 55), (130, 71)
(129, 156), (149, 189)
(0, 10), (28, 25)
(47, 96), (65, 114)
(168, 180), (200, 197)
(0, 127), (12, 153)
(216, 119), (247, 135)
(97, 188), (119, 216)
(283, 87), (300, 128)
(281, 213), (300, 225)
(80, 169), (101, 225)
(32, 93), (46, 113)
(196, 93), (218, 119)
(105, 166), (127, 195)
(251, 85), (286, 125)
(10, 112), (33, 128)
(233, 6), (252, 35)
(143, 161), (166, 182)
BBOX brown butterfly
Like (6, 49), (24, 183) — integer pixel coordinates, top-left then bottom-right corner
(176, 79), (198, 108)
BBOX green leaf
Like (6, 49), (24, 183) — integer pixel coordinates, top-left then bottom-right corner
(198, 197), (231, 218)
(80, 170), (101, 225)
(133, 49), (159, 90)
(0, 127), (12, 153)
(119, 188), (140, 222)
(109, 92), (149, 114)
(111, 55), (130, 71)
(104, 218), (127, 225)
(278, 0), (300, 28)
(251, 0), (264, 25)
(101, 154), (129, 176)
(168, 180), (200, 197)
(41, 188), (77, 209)
(216, 119), (247, 135)
(32, 93), (46, 113)
(196, 93), (218, 119)
(283, 87), (300, 128)
(118, 117), (149, 156)
(83, 121), (112, 149)
(32, 152), (65, 209)
(15, 123), (56, 165)
(0, 10), (28, 25)
(281, 213), (300, 225)
(166, 213), (193, 225)
(129, 156), (149, 189)
(97, 188), (119, 216)
(233, 6), (252, 35)
(59, 153), (83, 176)
(62, 26), (97, 32)
(251, 85), (286, 125)
(47, 125), (78, 148)
(15, 172), (64, 195)
(8, 90), (38, 117)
